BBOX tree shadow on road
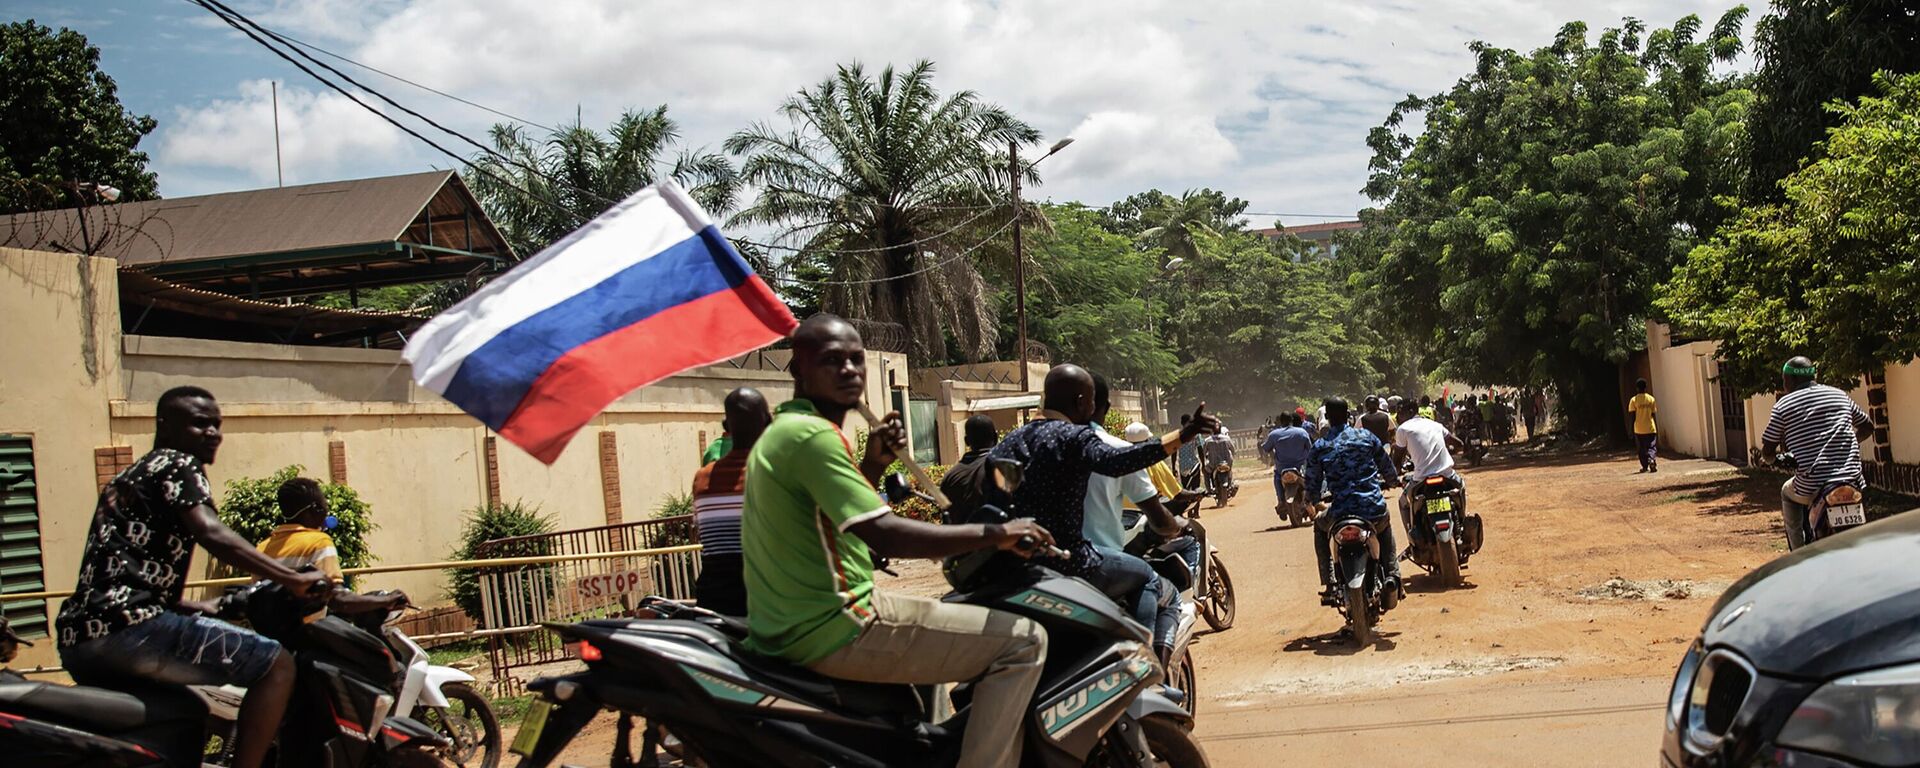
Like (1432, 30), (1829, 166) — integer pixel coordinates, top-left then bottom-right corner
(1655, 470), (1790, 518)
(1282, 629), (1400, 656)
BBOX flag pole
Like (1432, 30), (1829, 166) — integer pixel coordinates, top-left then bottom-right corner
(857, 402), (951, 509)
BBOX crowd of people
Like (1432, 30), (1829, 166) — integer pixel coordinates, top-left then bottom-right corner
(49, 305), (1882, 768)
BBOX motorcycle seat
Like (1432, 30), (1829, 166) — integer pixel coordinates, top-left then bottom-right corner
(732, 653), (930, 721)
(0, 677), (203, 732)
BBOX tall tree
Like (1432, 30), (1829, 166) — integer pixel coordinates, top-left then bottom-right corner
(1165, 230), (1382, 419)
(0, 21), (157, 214)
(1353, 11), (1751, 437)
(726, 61), (1040, 363)
(1013, 204), (1179, 388)
(1744, 0), (1920, 200)
(1661, 71), (1920, 394)
(468, 107), (739, 257)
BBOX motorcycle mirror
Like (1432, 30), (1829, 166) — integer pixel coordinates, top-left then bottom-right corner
(989, 459), (1025, 493)
(881, 472), (914, 505)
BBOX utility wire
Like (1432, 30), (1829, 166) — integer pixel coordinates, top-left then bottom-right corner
(764, 217), (1018, 286)
(268, 29), (558, 133)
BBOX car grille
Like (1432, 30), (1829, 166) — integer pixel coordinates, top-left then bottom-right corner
(1683, 650), (1757, 754)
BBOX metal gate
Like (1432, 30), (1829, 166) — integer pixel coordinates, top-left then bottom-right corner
(1718, 378), (1748, 466)
(0, 435), (45, 639)
(909, 397), (939, 465)
(473, 517), (701, 693)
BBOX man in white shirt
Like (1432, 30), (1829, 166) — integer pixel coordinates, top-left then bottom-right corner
(1084, 374), (1186, 665)
(1394, 399), (1467, 525)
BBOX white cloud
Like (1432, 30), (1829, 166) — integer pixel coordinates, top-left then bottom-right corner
(156, 80), (411, 188)
(157, 0), (1753, 214)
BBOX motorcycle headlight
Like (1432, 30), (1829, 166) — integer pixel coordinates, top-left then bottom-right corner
(1775, 660), (1920, 765)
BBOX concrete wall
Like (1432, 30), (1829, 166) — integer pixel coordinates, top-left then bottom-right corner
(1645, 321), (1918, 466)
(0, 249), (122, 668)
(0, 246), (908, 667)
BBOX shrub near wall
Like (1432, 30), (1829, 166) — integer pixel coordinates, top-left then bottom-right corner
(447, 501), (556, 623)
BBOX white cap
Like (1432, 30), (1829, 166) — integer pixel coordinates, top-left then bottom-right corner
(1124, 422), (1152, 442)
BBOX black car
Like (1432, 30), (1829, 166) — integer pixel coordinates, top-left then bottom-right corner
(1661, 508), (1920, 767)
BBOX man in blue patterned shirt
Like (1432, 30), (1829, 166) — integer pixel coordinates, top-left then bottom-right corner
(1303, 397), (1402, 606)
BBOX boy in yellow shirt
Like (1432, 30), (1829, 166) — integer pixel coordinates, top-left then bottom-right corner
(259, 478), (405, 614)
(1628, 379), (1659, 473)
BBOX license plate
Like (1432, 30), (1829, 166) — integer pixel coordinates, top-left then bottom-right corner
(1425, 497), (1453, 514)
(509, 699), (553, 757)
(1827, 503), (1866, 528)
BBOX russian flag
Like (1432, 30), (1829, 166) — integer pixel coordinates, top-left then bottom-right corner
(403, 182), (797, 463)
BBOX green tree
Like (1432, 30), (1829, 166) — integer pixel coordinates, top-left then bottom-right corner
(1165, 230), (1381, 418)
(469, 107), (740, 257)
(726, 61), (1040, 363)
(216, 465), (376, 587)
(1100, 188), (1249, 248)
(0, 21), (157, 214)
(1744, 0), (1920, 200)
(1661, 71), (1920, 394)
(1013, 204), (1179, 387)
(1353, 11), (1751, 437)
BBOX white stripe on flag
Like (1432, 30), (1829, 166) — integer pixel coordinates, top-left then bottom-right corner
(403, 181), (717, 394)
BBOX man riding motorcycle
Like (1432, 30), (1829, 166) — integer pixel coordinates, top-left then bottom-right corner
(1303, 397), (1402, 607)
(989, 366), (1219, 674)
(1262, 413), (1314, 517)
(1083, 373), (1193, 666)
(1393, 399), (1467, 544)
(739, 314), (1058, 768)
(1759, 356), (1874, 549)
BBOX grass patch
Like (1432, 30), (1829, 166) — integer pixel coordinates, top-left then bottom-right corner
(490, 694), (535, 722)
(426, 639), (486, 667)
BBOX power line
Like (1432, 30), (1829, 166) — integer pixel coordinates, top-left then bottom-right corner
(765, 217), (1018, 286)
(268, 30), (558, 133)
(1244, 212), (1360, 219)
(735, 204), (1005, 255)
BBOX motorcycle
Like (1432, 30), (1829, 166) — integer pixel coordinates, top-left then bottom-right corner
(196, 596), (500, 768)
(1398, 472), (1482, 589)
(1205, 462), (1237, 507)
(1274, 468), (1313, 528)
(1457, 425), (1489, 467)
(1775, 452), (1870, 549)
(0, 581), (454, 768)
(506, 459), (1208, 768)
(1325, 513), (1399, 646)
(1117, 514), (1220, 715)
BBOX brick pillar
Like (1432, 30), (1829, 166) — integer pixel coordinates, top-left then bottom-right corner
(327, 440), (348, 485)
(94, 446), (134, 489)
(598, 431), (622, 526)
(483, 436), (501, 507)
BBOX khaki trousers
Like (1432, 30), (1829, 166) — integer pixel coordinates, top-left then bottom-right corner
(1781, 479), (1815, 549)
(810, 590), (1047, 768)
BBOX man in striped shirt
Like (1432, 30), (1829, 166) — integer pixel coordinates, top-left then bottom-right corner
(691, 387), (770, 616)
(1760, 357), (1874, 549)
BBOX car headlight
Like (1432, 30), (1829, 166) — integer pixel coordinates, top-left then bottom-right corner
(1776, 660), (1920, 765)
(1668, 640), (1705, 732)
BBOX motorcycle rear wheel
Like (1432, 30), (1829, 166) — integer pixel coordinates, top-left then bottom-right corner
(1140, 714), (1211, 768)
(1436, 539), (1463, 589)
(1345, 586), (1371, 646)
(1199, 554), (1235, 631)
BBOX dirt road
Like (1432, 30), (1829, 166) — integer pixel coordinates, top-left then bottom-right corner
(1189, 447), (1786, 766)
(542, 447), (1795, 766)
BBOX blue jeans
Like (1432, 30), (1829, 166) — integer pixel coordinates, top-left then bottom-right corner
(1084, 545), (1178, 653)
(62, 611), (282, 688)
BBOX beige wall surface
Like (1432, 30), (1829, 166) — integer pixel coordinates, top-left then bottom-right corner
(1882, 362), (1920, 465)
(0, 249), (122, 668)
(0, 247), (916, 669)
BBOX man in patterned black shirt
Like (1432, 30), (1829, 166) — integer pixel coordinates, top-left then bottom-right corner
(990, 365), (1218, 656)
(56, 386), (331, 768)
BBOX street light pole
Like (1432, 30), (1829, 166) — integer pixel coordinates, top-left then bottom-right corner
(1010, 140), (1029, 392)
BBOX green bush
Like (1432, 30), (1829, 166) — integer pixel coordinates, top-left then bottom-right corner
(217, 465), (376, 587)
(447, 501), (556, 622)
(648, 493), (694, 548)
(883, 461), (949, 524)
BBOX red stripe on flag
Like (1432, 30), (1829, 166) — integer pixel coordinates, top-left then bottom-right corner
(498, 277), (796, 463)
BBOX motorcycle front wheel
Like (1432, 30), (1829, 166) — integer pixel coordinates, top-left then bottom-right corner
(1199, 555), (1235, 632)
(1174, 647), (1198, 716)
(1142, 714), (1210, 768)
(415, 683), (502, 768)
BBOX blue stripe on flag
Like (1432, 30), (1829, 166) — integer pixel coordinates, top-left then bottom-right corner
(443, 225), (753, 429)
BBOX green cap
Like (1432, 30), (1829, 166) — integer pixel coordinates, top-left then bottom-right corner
(1782, 361), (1817, 376)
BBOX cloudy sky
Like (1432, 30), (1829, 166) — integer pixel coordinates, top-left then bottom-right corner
(31, 0), (1751, 227)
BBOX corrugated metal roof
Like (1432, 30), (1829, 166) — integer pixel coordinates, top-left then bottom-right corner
(0, 170), (509, 266)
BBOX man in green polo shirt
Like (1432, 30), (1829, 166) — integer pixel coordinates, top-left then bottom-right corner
(743, 314), (1056, 768)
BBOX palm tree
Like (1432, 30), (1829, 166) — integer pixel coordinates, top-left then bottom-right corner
(1138, 190), (1233, 265)
(468, 107), (740, 257)
(726, 60), (1041, 363)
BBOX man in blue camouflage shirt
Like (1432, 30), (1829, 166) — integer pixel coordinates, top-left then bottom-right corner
(1303, 397), (1402, 606)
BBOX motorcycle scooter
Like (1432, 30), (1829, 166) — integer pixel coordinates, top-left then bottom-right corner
(1775, 452), (1871, 549)
(506, 459), (1209, 768)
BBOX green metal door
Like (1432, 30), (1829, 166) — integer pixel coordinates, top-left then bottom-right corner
(0, 435), (45, 638)
(908, 398), (939, 465)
